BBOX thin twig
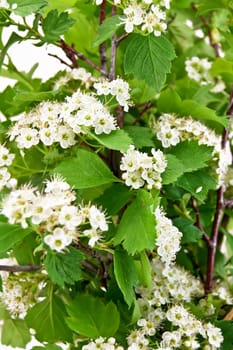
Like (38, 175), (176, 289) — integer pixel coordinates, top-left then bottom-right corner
(48, 53), (73, 68)
(0, 265), (42, 272)
(109, 5), (117, 81)
(99, 0), (107, 73)
(116, 33), (129, 46)
(133, 102), (153, 125)
(191, 197), (210, 245)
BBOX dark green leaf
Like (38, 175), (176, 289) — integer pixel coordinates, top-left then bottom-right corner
(114, 190), (156, 255)
(45, 247), (83, 287)
(123, 126), (155, 148)
(1, 319), (31, 348)
(0, 223), (32, 254)
(42, 10), (75, 43)
(114, 249), (137, 307)
(162, 154), (185, 185)
(92, 129), (132, 151)
(53, 148), (117, 189)
(66, 294), (120, 338)
(8, 0), (47, 15)
(94, 15), (122, 47)
(215, 320), (233, 350)
(173, 218), (203, 243)
(26, 295), (72, 343)
(124, 34), (176, 91)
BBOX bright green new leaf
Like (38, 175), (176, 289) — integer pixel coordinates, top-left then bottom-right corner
(123, 126), (155, 148)
(210, 58), (233, 75)
(26, 295), (72, 342)
(53, 148), (118, 189)
(94, 15), (123, 47)
(114, 249), (137, 307)
(45, 247), (83, 287)
(162, 154), (185, 185)
(93, 129), (132, 151)
(66, 294), (120, 338)
(176, 169), (217, 202)
(0, 223), (32, 254)
(32, 345), (62, 350)
(114, 190), (156, 255)
(169, 141), (213, 173)
(8, 0), (47, 16)
(196, 0), (227, 14)
(13, 90), (59, 103)
(124, 34), (176, 91)
(173, 218), (203, 243)
(134, 251), (152, 289)
(1, 319), (31, 348)
(42, 10), (76, 43)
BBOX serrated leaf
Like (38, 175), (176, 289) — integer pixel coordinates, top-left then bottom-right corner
(114, 249), (137, 307)
(26, 295), (72, 343)
(176, 169), (217, 202)
(8, 0), (47, 15)
(169, 141), (213, 173)
(173, 218), (203, 243)
(0, 32), (24, 69)
(45, 247), (83, 287)
(114, 190), (156, 255)
(66, 294), (120, 338)
(42, 10), (75, 43)
(162, 154), (185, 185)
(13, 90), (59, 103)
(124, 34), (176, 91)
(0, 223), (32, 254)
(123, 126), (155, 148)
(92, 129), (132, 151)
(53, 148), (118, 189)
(94, 15), (122, 47)
(1, 319), (31, 348)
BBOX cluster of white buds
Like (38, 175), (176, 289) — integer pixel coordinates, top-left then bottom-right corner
(1, 175), (109, 251)
(54, 67), (97, 90)
(94, 78), (131, 112)
(0, 144), (17, 191)
(0, 271), (42, 319)
(82, 337), (124, 350)
(120, 145), (167, 190)
(155, 113), (232, 188)
(154, 207), (182, 269)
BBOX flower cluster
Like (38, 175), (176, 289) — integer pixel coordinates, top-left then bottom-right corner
(126, 257), (223, 350)
(82, 337), (124, 350)
(185, 56), (212, 84)
(155, 207), (182, 270)
(94, 78), (131, 112)
(155, 113), (232, 188)
(54, 67), (96, 90)
(0, 271), (42, 319)
(0, 144), (17, 191)
(120, 145), (167, 189)
(1, 175), (109, 250)
(95, 0), (170, 37)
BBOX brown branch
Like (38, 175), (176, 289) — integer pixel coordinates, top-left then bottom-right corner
(191, 197), (210, 245)
(133, 102), (153, 125)
(224, 199), (233, 208)
(0, 265), (42, 272)
(116, 33), (129, 46)
(99, 0), (107, 73)
(48, 53), (73, 68)
(109, 5), (117, 81)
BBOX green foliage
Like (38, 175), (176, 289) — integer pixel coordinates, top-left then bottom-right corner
(8, 0), (47, 16)
(124, 34), (176, 92)
(114, 249), (137, 307)
(93, 129), (132, 151)
(1, 319), (31, 348)
(26, 294), (72, 342)
(53, 148), (118, 189)
(173, 218), (203, 243)
(0, 32), (23, 69)
(45, 247), (83, 287)
(32, 346), (62, 350)
(0, 223), (32, 254)
(42, 10), (75, 43)
(66, 294), (120, 338)
(123, 126), (155, 148)
(215, 320), (233, 350)
(94, 15), (123, 47)
(96, 184), (132, 215)
(114, 190), (156, 255)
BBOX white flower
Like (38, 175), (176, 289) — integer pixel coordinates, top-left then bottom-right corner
(55, 125), (76, 149)
(83, 228), (102, 247)
(185, 57), (212, 84)
(0, 145), (15, 166)
(15, 128), (40, 149)
(58, 205), (82, 230)
(0, 167), (11, 190)
(0, 0), (9, 8)
(88, 205), (108, 231)
(44, 227), (72, 252)
(204, 323), (224, 348)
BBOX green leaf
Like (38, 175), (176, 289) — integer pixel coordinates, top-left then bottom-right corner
(32, 346), (62, 350)
(92, 129), (132, 152)
(45, 247), (83, 287)
(53, 148), (118, 189)
(42, 10), (76, 43)
(96, 184), (132, 216)
(134, 251), (152, 289)
(8, 0), (47, 15)
(124, 34), (176, 91)
(162, 154), (185, 185)
(176, 169), (217, 202)
(169, 141), (213, 173)
(26, 295), (72, 343)
(66, 294), (120, 338)
(114, 190), (156, 255)
(114, 249), (137, 307)
(0, 223), (32, 254)
(215, 320), (233, 350)
(1, 319), (31, 348)
(0, 32), (23, 69)
(13, 90), (59, 103)
(210, 58), (233, 75)
(173, 218), (203, 243)
(94, 15), (122, 47)
(123, 126), (155, 148)
(196, 0), (227, 14)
